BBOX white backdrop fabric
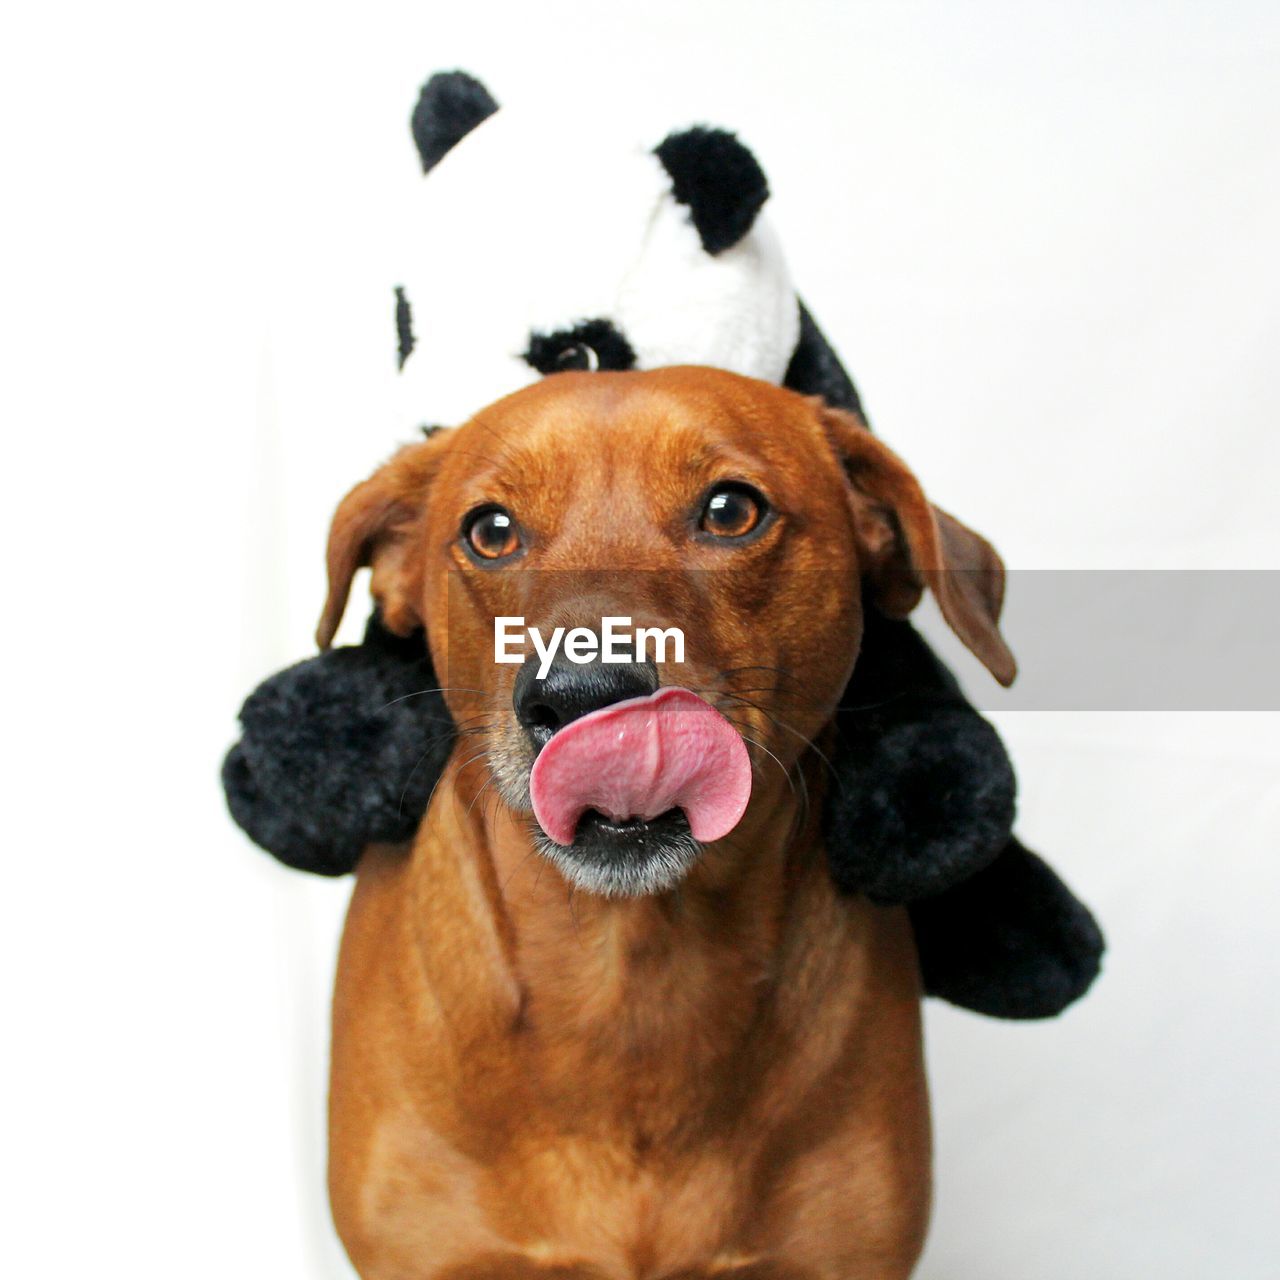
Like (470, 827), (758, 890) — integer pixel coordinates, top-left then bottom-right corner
(3, 3), (1278, 1277)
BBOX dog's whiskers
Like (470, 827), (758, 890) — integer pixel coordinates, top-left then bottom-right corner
(720, 685), (829, 714)
(396, 718), (494, 818)
(464, 774), (498, 820)
(717, 663), (801, 687)
(715, 691), (842, 793)
(565, 886), (585, 949)
(720, 714), (812, 841)
(498, 843), (541, 896)
(379, 686), (488, 711)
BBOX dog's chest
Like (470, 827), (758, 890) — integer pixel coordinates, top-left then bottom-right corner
(370, 1085), (909, 1280)
(415, 985), (866, 1275)
(369, 1109), (817, 1279)
(482, 1130), (763, 1275)
(331, 848), (929, 1278)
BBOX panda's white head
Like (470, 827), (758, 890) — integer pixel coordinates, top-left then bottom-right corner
(392, 71), (803, 430)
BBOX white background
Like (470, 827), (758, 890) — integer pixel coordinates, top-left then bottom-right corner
(4, 2), (1278, 1277)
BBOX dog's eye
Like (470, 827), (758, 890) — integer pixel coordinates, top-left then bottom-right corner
(699, 483), (768, 540)
(463, 506), (522, 561)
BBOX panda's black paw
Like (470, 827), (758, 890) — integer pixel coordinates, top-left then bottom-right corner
(222, 617), (455, 874)
(222, 742), (363, 876)
(823, 702), (1016, 903)
(910, 840), (1105, 1019)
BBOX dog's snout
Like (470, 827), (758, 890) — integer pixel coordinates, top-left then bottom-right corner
(514, 654), (659, 748)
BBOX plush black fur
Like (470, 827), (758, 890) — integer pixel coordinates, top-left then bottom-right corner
(654, 127), (769, 255)
(911, 840), (1105, 1018)
(524, 319), (638, 376)
(785, 301), (865, 420)
(394, 286), (415, 370)
(411, 71), (499, 174)
(220, 71), (1104, 1021)
(825, 614), (1016, 903)
(222, 616), (448, 876)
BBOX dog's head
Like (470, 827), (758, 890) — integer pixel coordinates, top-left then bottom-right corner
(318, 367), (1014, 896)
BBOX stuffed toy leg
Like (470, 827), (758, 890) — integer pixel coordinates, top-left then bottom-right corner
(222, 72), (1102, 1018)
(782, 305), (1102, 1014)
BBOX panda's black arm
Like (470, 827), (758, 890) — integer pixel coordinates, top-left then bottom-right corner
(787, 300), (1020, 897)
(221, 614), (455, 875)
(818, 594), (1103, 1017)
(823, 610), (1017, 902)
(788, 298), (1102, 1014)
(910, 838), (1104, 1018)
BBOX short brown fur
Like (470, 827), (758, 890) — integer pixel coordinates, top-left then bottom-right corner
(318, 368), (1013, 1279)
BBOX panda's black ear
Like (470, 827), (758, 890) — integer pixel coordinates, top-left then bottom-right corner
(654, 127), (769, 255)
(411, 70), (499, 173)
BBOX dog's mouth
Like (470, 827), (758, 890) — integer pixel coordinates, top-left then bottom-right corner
(574, 809), (689, 842)
(533, 807), (700, 898)
(524, 687), (752, 897)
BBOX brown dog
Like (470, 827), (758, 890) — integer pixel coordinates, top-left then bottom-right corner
(316, 367), (1014, 1280)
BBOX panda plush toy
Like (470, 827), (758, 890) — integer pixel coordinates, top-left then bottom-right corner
(223, 71), (1103, 1019)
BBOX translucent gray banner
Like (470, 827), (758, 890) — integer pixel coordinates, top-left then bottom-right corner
(967, 570), (1280, 711)
(442, 570), (1280, 712)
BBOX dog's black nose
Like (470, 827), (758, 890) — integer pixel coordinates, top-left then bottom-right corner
(514, 654), (659, 748)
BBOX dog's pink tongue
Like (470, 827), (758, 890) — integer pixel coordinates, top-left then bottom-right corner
(529, 687), (752, 847)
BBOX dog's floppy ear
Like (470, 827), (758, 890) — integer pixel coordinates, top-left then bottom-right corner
(316, 436), (449, 650)
(822, 406), (1017, 686)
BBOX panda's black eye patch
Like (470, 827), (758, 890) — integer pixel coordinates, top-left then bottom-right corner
(523, 318), (637, 377)
(395, 286), (415, 370)
(556, 342), (599, 372)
